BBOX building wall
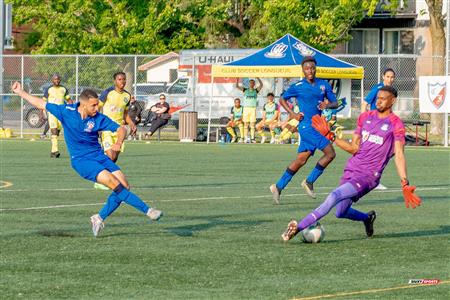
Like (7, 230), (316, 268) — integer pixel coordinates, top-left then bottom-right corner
(145, 60), (179, 83)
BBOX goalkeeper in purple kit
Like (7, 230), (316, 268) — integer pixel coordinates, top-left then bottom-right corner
(282, 86), (422, 241)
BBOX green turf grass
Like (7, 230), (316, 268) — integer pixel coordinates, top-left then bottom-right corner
(1, 139), (449, 299)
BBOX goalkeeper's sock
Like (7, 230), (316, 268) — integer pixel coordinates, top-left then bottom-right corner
(51, 135), (58, 153)
(99, 193), (122, 220)
(113, 184), (149, 214)
(226, 126), (236, 138)
(276, 168), (297, 190)
(340, 207), (368, 222)
(306, 163), (326, 184)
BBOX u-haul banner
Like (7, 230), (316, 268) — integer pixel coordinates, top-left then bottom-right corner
(419, 76), (450, 113)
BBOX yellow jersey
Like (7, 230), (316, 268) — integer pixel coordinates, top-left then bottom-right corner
(43, 86), (70, 104)
(99, 87), (131, 125)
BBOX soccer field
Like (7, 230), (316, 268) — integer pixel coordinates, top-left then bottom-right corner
(1, 140), (449, 299)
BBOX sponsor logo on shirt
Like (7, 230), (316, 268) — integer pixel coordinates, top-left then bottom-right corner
(264, 43), (288, 58)
(381, 124), (389, 131)
(84, 120), (95, 132)
(362, 130), (384, 145)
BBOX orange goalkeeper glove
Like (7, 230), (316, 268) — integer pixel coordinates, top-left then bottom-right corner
(311, 115), (335, 141)
(401, 179), (422, 209)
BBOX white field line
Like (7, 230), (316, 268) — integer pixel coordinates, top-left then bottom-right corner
(0, 186), (446, 212)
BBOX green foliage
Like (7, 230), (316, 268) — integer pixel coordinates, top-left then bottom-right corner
(8, 0), (399, 54)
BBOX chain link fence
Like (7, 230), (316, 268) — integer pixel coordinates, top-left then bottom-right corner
(0, 54), (445, 143)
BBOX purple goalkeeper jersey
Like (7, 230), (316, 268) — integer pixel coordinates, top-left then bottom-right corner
(342, 110), (405, 182)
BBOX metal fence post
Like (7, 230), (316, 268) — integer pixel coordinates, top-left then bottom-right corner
(134, 56), (137, 96)
(20, 55), (24, 138)
(75, 55), (79, 102)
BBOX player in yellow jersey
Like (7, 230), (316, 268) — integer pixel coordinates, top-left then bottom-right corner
(256, 93), (280, 144)
(43, 74), (72, 158)
(99, 72), (137, 162)
(226, 98), (244, 143)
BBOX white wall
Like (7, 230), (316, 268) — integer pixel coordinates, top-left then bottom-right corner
(145, 60), (179, 83)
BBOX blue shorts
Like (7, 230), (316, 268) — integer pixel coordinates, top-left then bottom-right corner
(297, 125), (330, 155)
(71, 153), (120, 182)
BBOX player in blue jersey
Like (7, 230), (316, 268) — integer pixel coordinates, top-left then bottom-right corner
(12, 81), (163, 237)
(269, 56), (339, 204)
(361, 68), (395, 112)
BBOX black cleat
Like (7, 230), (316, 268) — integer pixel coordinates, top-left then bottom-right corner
(364, 211), (376, 237)
(50, 151), (61, 158)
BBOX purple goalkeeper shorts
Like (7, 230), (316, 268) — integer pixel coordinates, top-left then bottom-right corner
(340, 171), (379, 201)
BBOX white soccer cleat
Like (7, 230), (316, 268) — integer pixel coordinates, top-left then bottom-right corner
(94, 182), (110, 190)
(270, 137), (276, 144)
(374, 183), (388, 190)
(90, 214), (104, 237)
(147, 208), (163, 221)
(260, 136), (267, 144)
(270, 184), (281, 205)
(301, 179), (316, 199)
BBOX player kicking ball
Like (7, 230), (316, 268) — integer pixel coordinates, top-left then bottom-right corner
(282, 86), (422, 241)
(12, 82), (163, 237)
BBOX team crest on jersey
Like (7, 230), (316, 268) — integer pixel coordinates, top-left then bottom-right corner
(320, 85), (325, 93)
(381, 124), (389, 131)
(427, 82), (446, 109)
(293, 42), (315, 56)
(123, 96), (130, 104)
(84, 120), (95, 132)
(264, 43), (288, 58)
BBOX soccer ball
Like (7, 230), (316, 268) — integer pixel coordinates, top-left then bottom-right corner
(301, 222), (325, 243)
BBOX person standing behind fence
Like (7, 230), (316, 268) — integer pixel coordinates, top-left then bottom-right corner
(226, 98), (244, 143)
(145, 94), (171, 139)
(362, 68), (395, 112)
(361, 68), (395, 190)
(256, 92), (280, 144)
(43, 74), (72, 158)
(99, 72), (136, 163)
(236, 78), (263, 143)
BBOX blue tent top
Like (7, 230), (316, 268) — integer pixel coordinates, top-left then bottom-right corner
(212, 34), (364, 79)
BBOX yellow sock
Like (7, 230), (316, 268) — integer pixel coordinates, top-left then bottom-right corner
(243, 126), (249, 140)
(238, 124), (244, 138)
(281, 131), (293, 141)
(257, 130), (265, 138)
(279, 128), (289, 139)
(226, 126), (236, 137)
(250, 127), (255, 140)
(270, 129), (275, 138)
(51, 135), (58, 152)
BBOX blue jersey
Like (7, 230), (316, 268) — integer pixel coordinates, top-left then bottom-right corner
(365, 82), (384, 110)
(45, 103), (120, 159)
(282, 78), (337, 127)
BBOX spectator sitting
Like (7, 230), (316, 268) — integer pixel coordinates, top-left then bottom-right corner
(144, 94), (170, 139)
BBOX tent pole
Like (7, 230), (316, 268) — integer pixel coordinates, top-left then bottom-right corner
(360, 78), (364, 117)
(207, 73), (213, 144)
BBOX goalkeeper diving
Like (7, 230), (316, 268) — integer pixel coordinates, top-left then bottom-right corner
(282, 86), (422, 242)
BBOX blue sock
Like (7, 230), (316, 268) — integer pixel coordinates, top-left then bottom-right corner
(341, 207), (368, 222)
(306, 163), (325, 184)
(114, 184), (149, 214)
(99, 193), (122, 220)
(276, 168), (297, 191)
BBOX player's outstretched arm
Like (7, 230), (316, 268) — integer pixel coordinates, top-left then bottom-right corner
(335, 133), (360, 154)
(235, 79), (244, 91)
(256, 78), (263, 91)
(110, 126), (127, 152)
(393, 140), (422, 209)
(11, 82), (46, 110)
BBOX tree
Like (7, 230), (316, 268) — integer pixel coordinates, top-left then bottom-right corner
(425, 0), (446, 135)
